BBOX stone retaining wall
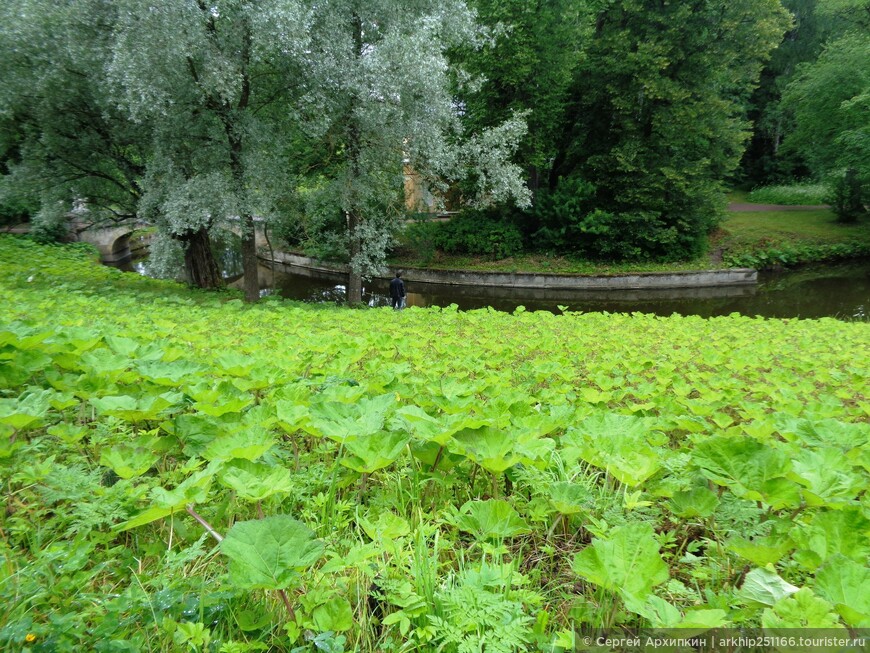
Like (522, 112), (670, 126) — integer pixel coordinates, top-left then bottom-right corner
(262, 251), (757, 289)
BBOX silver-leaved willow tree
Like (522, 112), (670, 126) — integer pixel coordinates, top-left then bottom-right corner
(298, 0), (531, 303)
(3, 0), (528, 301)
(108, 0), (312, 299)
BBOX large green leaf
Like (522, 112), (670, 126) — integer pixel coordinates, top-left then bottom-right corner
(548, 482), (590, 515)
(572, 522), (669, 601)
(340, 431), (409, 474)
(790, 508), (870, 571)
(89, 392), (184, 422)
(312, 597), (354, 632)
(99, 444), (159, 479)
(692, 435), (800, 508)
(727, 536), (793, 566)
(450, 426), (520, 474)
(667, 486), (720, 519)
(0, 388), (53, 430)
(790, 446), (865, 507)
(761, 588), (846, 629)
(219, 460), (295, 502)
(562, 413), (663, 486)
(307, 394), (395, 441)
(813, 555), (870, 627)
(220, 516), (324, 590)
(737, 567), (799, 607)
(137, 360), (205, 385)
(203, 427), (275, 462)
(454, 499), (529, 541)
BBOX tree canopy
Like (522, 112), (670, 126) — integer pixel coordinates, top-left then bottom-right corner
(4, 0), (866, 285)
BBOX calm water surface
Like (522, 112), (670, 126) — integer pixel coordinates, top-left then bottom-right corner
(253, 259), (870, 320)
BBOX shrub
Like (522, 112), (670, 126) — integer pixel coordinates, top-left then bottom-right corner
(828, 168), (868, 224)
(432, 208), (524, 260)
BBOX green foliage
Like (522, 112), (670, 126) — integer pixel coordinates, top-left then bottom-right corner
(828, 167), (868, 223)
(220, 516), (324, 591)
(782, 31), (870, 220)
(2, 237), (870, 649)
(747, 183), (830, 205)
(572, 523), (669, 603)
(430, 209), (524, 260)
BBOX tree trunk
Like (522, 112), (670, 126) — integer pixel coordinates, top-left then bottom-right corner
(347, 211), (363, 304)
(178, 227), (223, 289)
(345, 12), (364, 305)
(241, 214), (259, 302)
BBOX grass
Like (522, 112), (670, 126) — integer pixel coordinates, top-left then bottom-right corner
(746, 182), (829, 205)
(718, 209), (870, 252)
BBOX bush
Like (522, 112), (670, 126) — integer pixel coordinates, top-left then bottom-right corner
(529, 176), (715, 261)
(432, 208), (524, 260)
(397, 217), (441, 265)
(747, 183), (829, 205)
(828, 168), (868, 224)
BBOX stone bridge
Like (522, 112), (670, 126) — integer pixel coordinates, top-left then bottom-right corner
(73, 222), (143, 264)
(74, 218), (270, 264)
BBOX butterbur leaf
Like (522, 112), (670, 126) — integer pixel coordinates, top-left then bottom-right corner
(47, 422), (88, 444)
(624, 595), (730, 631)
(341, 431), (409, 473)
(215, 352), (256, 376)
(0, 388), (53, 430)
(790, 447), (865, 507)
(813, 555), (870, 627)
(358, 511), (410, 542)
(312, 597), (354, 632)
(203, 427), (275, 461)
(219, 460), (294, 502)
(548, 482), (590, 515)
(692, 435), (799, 508)
(220, 516), (324, 590)
(455, 499), (529, 540)
(562, 413), (663, 486)
(623, 594), (681, 627)
(727, 536), (793, 566)
(137, 360), (205, 385)
(790, 508), (870, 571)
(99, 444), (158, 479)
(572, 522), (669, 601)
(738, 568), (799, 607)
(761, 588), (845, 629)
(150, 464), (217, 509)
(450, 426), (520, 474)
(668, 487), (719, 518)
(89, 392), (183, 422)
(307, 394), (394, 441)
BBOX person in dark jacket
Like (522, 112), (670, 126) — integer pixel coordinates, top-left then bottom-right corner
(389, 271), (405, 309)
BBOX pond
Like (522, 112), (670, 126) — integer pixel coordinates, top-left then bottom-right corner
(250, 259), (870, 320)
(113, 251), (870, 320)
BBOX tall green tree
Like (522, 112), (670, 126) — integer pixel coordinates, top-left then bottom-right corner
(782, 31), (870, 221)
(300, 0), (530, 303)
(0, 1), (147, 240)
(542, 0), (790, 260)
(108, 0), (311, 297)
(457, 0), (589, 194)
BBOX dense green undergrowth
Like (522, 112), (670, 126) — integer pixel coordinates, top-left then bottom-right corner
(2, 236), (869, 652)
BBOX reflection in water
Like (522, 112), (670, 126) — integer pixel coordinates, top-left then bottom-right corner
(261, 260), (870, 320)
(112, 250), (870, 320)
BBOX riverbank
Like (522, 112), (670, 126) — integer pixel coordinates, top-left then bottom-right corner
(387, 204), (870, 274)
